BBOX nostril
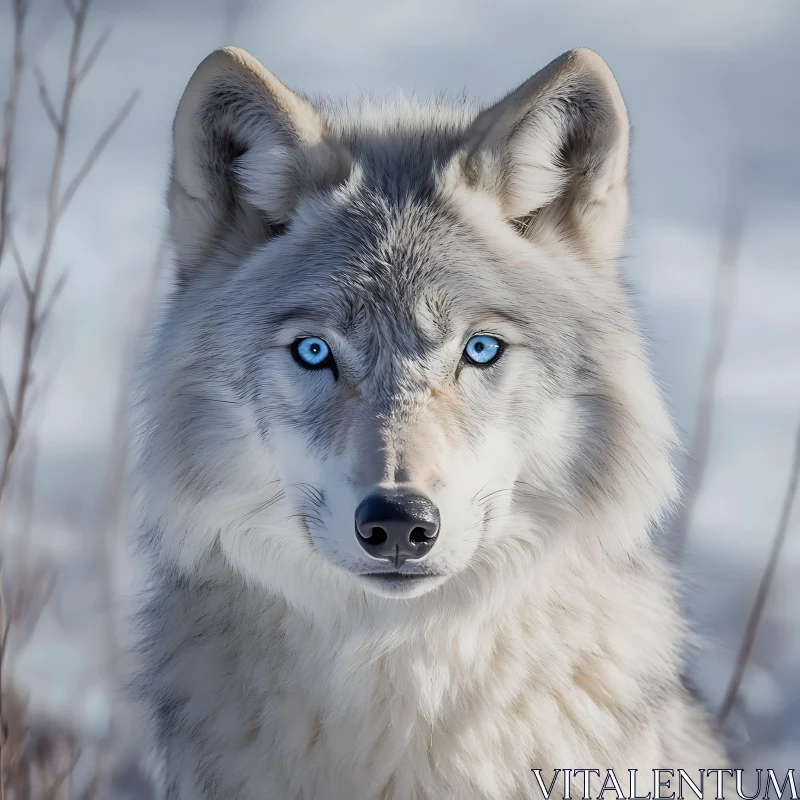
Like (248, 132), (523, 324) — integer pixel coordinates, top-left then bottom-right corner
(362, 526), (388, 545)
(409, 526), (432, 545)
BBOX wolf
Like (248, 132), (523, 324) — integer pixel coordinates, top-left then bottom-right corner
(132, 46), (728, 799)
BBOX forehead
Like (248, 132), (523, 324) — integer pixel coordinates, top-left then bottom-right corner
(269, 103), (487, 316)
(270, 190), (507, 343)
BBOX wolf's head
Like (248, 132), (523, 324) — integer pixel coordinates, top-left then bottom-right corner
(137, 48), (677, 609)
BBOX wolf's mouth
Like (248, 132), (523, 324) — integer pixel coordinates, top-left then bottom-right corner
(358, 572), (442, 582)
(356, 571), (445, 596)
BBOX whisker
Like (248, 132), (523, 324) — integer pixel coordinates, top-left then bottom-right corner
(240, 489), (286, 523)
(475, 487), (514, 506)
(287, 512), (325, 526)
(471, 479), (493, 503)
(292, 482), (325, 508)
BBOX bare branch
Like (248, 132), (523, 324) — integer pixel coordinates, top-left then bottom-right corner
(33, 66), (62, 133)
(0, 380), (13, 435)
(76, 27), (111, 85)
(0, 5), (29, 788)
(0, 0), (30, 267)
(672, 189), (745, 559)
(0, 0), (89, 509)
(0, 0), (125, 518)
(36, 271), (68, 333)
(717, 411), (800, 724)
(0, 0), (131, 792)
(58, 90), (139, 216)
(74, 0), (93, 24)
(0, 288), (11, 432)
(9, 232), (33, 300)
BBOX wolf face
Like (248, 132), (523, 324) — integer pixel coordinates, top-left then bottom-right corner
(137, 48), (677, 607)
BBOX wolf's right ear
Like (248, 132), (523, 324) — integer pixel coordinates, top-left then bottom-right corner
(457, 48), (630, 270)
(169, 47), (350, 278)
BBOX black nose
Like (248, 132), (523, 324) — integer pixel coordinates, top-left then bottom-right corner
(355, 491), (440, 568)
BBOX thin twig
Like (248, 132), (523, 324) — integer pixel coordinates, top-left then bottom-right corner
(0, 382), (11, 434)
(0, 290), (11, 431)
(33, 66), (61, 133)
(672, 192), (744, 559)
(36, 271), (68, 334)
(76, 26), (110, 85)
(59, 89), (139, 217)
(717, 412), (800, 724)
(0, 0), (30, 268)
(9, 232), (33, 300)
(0, 290), (11, 326)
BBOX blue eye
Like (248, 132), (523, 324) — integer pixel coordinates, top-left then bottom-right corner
(292, 337), (333, 370)
(464, 334), (504, 366)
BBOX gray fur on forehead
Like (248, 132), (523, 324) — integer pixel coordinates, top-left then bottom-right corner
(261, 196), (462, 359)
(313, 96), (475, 199)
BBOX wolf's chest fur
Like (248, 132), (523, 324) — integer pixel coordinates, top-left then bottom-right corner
(142, 554), (718, 800)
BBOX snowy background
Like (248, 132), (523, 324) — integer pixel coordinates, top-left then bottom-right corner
(1, 0), (798, 790)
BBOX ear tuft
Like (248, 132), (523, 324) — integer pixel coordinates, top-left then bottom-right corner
(461, 48), (630, 268)
(169, 47), (350, 279)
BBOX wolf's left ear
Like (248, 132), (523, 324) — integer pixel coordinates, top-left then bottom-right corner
(169, 47), (350, 278)
(460, 48), (629, 268)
